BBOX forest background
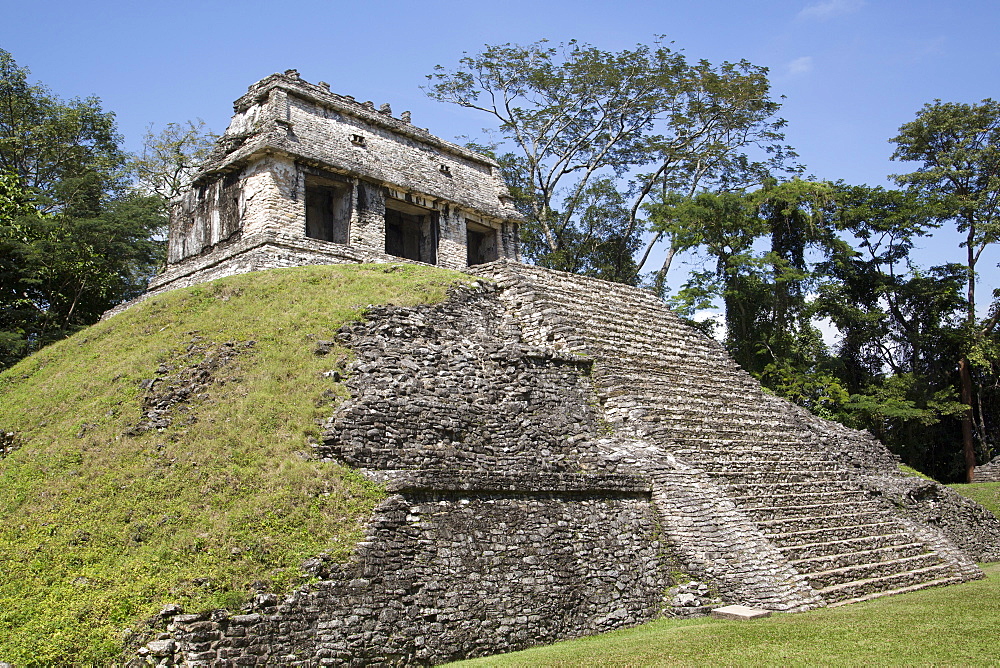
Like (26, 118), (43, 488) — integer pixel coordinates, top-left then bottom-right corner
(1, 0), (998, 481)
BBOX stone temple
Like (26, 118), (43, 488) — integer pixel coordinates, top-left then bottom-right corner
(124, 73), (1000, 664)
(147, 69), (521, 298)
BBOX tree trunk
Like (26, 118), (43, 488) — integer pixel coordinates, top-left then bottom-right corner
(959, 356), (977, 482)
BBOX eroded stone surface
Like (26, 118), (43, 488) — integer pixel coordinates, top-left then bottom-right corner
(106, 70), (523, 321)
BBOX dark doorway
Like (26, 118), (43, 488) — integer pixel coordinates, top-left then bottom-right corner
(466, 222), (499, 265)
(305, 176), (350, 243)
(385, 201), (437, 264)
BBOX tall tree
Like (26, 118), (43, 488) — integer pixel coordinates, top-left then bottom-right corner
(134, 119), (217, 201)
(816, 185), (969, 478)
(891, 99), (1000, 481)
(650, 180), (845, 414)
(426, 39), (795, 283)
(0, 49), (163, 370)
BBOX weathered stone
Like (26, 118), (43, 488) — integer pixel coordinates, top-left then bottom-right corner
(711, 605), (772, 620)
(146, 639), (175, 656)
(104, 71), (522, 319)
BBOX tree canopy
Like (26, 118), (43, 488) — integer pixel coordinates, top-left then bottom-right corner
(890, 99), (1000, 480)
(427, 39), (795, 284)
(428, 39), (1000, 482)
(0, 49), (164, 369)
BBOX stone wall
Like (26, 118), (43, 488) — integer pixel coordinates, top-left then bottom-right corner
(471, 261), (991, 606)
(975, 456), (1000, 482)
(144, 474), (668, 666)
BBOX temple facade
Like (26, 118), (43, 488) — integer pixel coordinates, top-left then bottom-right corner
(149, 69), (522, 295)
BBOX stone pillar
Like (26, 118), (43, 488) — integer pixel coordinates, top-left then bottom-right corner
(241, 157), (301, 239)
(352, 180), (386, 250)
(437, 208), (467, 270)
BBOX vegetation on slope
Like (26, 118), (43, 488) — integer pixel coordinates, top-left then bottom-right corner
(950, 483), (1000, 520)
(0, 263), (466, 663)
(451, 562), (1000, 667)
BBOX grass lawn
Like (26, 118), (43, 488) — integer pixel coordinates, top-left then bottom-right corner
(452, 562), (1000, 666)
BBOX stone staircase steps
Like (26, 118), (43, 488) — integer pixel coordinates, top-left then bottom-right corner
(474, 262), (975, 609)
(740, 500), (874, 520)
(708, 469), (857, 483)
(789, 543), (931, 572)
(723, 480), (861, 497)
(729, 490), (859, 509)
(764, 521), (903, 546)
(754, 511), (889, 534)
(777, 533), (920, 560)
(825, 577), (964, 608)
(804, 553), (946, 589)
(816, 565), (961, 604)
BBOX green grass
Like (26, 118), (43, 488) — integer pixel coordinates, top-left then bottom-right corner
(0, 263), (467, 663)
(899, 463), (935, 481)
(451, 563), (1000, 667)
(950, 482), (1000, 519)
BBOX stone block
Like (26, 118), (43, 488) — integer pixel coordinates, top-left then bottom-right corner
(710, 605), (773, 621)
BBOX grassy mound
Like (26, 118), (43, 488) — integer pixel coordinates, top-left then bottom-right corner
(0, 263), (466, 663)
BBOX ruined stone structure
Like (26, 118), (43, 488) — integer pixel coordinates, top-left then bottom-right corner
(975, 456), (1000, 482)
(119, 72), (1000, 665)
(133, 264), (1000, 666)
(146, 70), (521, 299)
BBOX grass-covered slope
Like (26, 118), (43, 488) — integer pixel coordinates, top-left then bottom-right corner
(949, 483), (1000, 520)
(0, 263), (466, 663)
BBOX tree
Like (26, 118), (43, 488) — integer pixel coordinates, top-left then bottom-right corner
(648, 180), (848, 415)
(812, 185), (970, 477)
(134, 119), (217, 201)
(892, 99), (1000, 481)
(0, 49), (164, 370)
(426, 39), (795, 284)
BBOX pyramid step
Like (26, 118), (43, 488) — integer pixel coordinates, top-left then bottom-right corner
(755, 511), (889, 534)
(778, 532), (926, 560)
(739, 501), (871, 521)
(790, 542), (931, 573)
(709, 470), (856, 484)
(730, 490), (860, 509)
(766, 521), (902, 546)
(803, 553), (945, 590)
(816, 564), (959, 603)
(697, 459), (843, 473)
(724, 481), (861, 498)
(826, 577), (966, 608)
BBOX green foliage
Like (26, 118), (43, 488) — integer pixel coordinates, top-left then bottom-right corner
(450, 562), (1000, 667)
(134, 119), (218, 201)
(428, 38), (794, 284)
(0, 49), (126, 214)
(0, 263), (466, 662)
(651, 180), (840, 401)
(891, 100), (1000, 479)
(0, 49), (165, 371)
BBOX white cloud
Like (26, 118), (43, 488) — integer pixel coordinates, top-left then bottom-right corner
(787, 56), (814, 76)
(797, 0), (865, 21)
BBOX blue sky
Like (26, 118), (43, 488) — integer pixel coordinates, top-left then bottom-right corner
(2, 0), (998, 294)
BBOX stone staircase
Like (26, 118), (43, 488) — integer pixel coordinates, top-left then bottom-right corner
(473, 261), (980, 609)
